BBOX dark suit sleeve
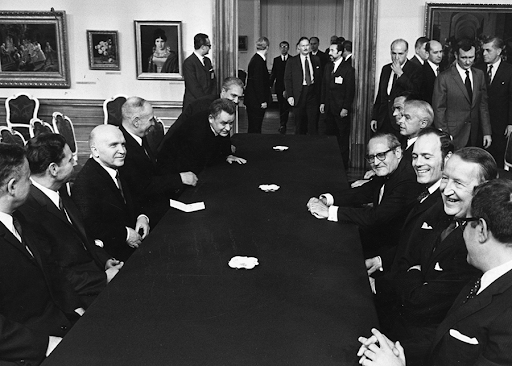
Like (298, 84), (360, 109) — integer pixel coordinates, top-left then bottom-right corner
(372, 69), (386, 121)
(270, 58), (277, 87)
(478, 308), (512, 364)
(284, 59), (294, 99)
(477, 71), (492, 136)
(433, 73), (448, 132)
(343, 66), (356, 112)
(183, 58), (205, 100)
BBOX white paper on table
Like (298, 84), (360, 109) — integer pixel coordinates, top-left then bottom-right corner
(228, 256), (259, 269)
(170, 199), (205, 212)
(273, 145), (289, 151)
(259, 184), (280, 192)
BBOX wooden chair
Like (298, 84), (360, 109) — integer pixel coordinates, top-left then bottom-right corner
(145, 117), (165, 155)
(103, 95), (128, 126)
(29, 118), (54, 138)
(52, 112), (78, 164)
(0, 126), (26, 146)
(5, 93), (39, 140)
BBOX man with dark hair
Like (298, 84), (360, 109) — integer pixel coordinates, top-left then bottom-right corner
(476, 36), (512, 168)
(320, 37), (355, 168)
(307, 132), (422, 257)
(421, 40), (444, 105)
(358, 178), (512, 366)
(324, 35), (342, 54)
(0, 143), (83, 364)
(410, 36), (430, 66)
(309, 36), (329, 68)
(19, 133), (122, 307)
(284, 36), (322, 134)
(371, 39), (422, 138)
(270, 41), (291, 134)
(244, 37), (271, 133)
(342, 40), (353, 66)
(433, 38), (492, 150)
(158, 98), (246, 175)
(182, 33), (216, 110)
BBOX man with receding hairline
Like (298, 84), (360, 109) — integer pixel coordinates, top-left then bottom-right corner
(421, 40), (444, 105)
(396, 99), (434, 161)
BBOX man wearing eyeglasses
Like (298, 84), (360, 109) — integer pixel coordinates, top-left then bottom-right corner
(370, 147), (497, 365)
(307, 132), (421, 258)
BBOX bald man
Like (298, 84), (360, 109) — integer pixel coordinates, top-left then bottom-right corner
(72, 125), (150, 262)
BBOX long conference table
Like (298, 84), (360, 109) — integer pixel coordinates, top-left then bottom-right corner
(44, 134), (379, 366)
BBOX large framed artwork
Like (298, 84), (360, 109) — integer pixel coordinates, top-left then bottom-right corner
(0, 10), (70, 88)
(425, 3), (512, 65)
(134, 20), (182, 80)
(87, 30), (120, 70)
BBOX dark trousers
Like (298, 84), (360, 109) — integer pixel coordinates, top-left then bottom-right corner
(294, 85), (318, 135)
(247, 106), (266, 133)
(326, 112), (351, 168)
(276, 89), (290, 127)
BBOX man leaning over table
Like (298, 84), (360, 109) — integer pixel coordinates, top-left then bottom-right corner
(307, 132), (422, 257)
(357, 178), (512, 366)
(72, 125), (150, 262)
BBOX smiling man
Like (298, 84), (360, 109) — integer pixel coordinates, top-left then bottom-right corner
(307, 132), (421, 257)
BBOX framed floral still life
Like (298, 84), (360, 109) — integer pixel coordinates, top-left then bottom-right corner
(134, 20), (182, 80)
(87, 30), (120, 70)
(0, 10), (70, 88)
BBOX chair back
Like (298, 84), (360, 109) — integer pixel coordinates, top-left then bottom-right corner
(5, 93), (40, 140)
(103, 95), (128, 126)
(0, 127), (26, 146)
(29, 118), (54, 138)
(52, 112), (78, 162)
(145, 118), (165, 155)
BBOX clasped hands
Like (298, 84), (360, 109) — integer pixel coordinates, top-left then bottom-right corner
(306, 197), (329, 219)
(126, 216), (150, 248)
(357, 328), (405, 366)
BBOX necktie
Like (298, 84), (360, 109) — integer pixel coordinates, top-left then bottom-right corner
(142, 137), (153, 161)
(304, 56), (312, 86)
(417, 189), (429, 203)
(12, 216), (34, 257)
(465, 70), (473, 101)
(115, 171), (126, 203)
(440, 219), (458, 242)
(436, 66), (439, 77)
(487, 64), (493, 85)
(463, 277), (481, 303)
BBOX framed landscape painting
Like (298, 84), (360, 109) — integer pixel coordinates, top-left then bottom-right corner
(134, 20), (182, 80)
(87, 30), (120, 70)
(0, 10), (70, 88)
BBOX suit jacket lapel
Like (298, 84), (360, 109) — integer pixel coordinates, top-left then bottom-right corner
(90, 159), (127, 209)
(451, 66), (471, 104)
(0, 217), (38, 263)
(30, 185), (70, 227)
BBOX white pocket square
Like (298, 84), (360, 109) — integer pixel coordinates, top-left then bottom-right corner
(434, 262), (443, 271)
(421, 222), (433, 229)
(449, 329), (479, 344)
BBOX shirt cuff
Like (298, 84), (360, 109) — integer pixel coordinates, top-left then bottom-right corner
(137, 214), (150, 224)
(320, 193), (334, 206)
(376, 256), (383, 272)
(327, 205), (338, 221)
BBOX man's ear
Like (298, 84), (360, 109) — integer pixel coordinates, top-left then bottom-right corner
(478, 218), (490, 243)
(444, 151), (453, 165)
(48, 162), (58, 177)
(6, 177), (17, 196)
(91, 145), (99, 158)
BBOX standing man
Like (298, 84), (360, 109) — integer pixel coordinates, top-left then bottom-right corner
(244, 37), (271, 134)
(182, 33), (216, 111)
(371, 39), (421, 138)
(409, 37), (430, 66)
(433, 38), (492, 150)
(320, 38), (356, 168)
(284, 36), (322, 135)
(309, 36), (329, 69)
(420, 40), (444, 106)
(270, 41), (291, 134)
(342, 40), (353, 66)
(476, 36), (512, 168)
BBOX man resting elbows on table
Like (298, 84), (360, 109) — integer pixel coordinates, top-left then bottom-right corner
(157, 98), (246, 175)
(307, 132), (421, 257)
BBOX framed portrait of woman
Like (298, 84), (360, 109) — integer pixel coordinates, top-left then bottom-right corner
(134, 20), (182, 80)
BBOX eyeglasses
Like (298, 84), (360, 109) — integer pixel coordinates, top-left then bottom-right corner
(205, 43), (212, 48)
(456, 217), (480, 229)
(365, 146), (399, 163)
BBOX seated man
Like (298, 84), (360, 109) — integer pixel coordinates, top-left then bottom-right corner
(0, 143), (83, 364)
(376, 147), (497, 365)
(158, 76), (244, 150)
(307, 132), (422, 257)
(72, 125), (150, 262)
(120, 96), (197, 223)
(19, 133), (123, 307)
(157, 98), (247, 175)
(358, 179), (512, 366)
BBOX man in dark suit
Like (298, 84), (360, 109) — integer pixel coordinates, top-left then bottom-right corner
(476, 36), (512, 168)
(284, 36), (322, 135)
(0, 143), (83, 364)
(72, 125), (150, 262)
(433, 38), (492, 150)
(120, 97), (197, 223)
(270, 41), (291, 134)
(409, 36), (430, 67)
(307, 133), (422, 257)
(371, 39), (422, 139)
(368, 148), (497, 365)
(159, 77), (244, 150)
(19, 133), (122, 307)
(357, 179), (512, 366)
(421, 40), (444, 106)
(320, 37), (355, 168)
(342, 40), (353, 66)
(157, 98), (246, 175)
(244, 37), (271, 133)
(182, 33), (216, 111)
